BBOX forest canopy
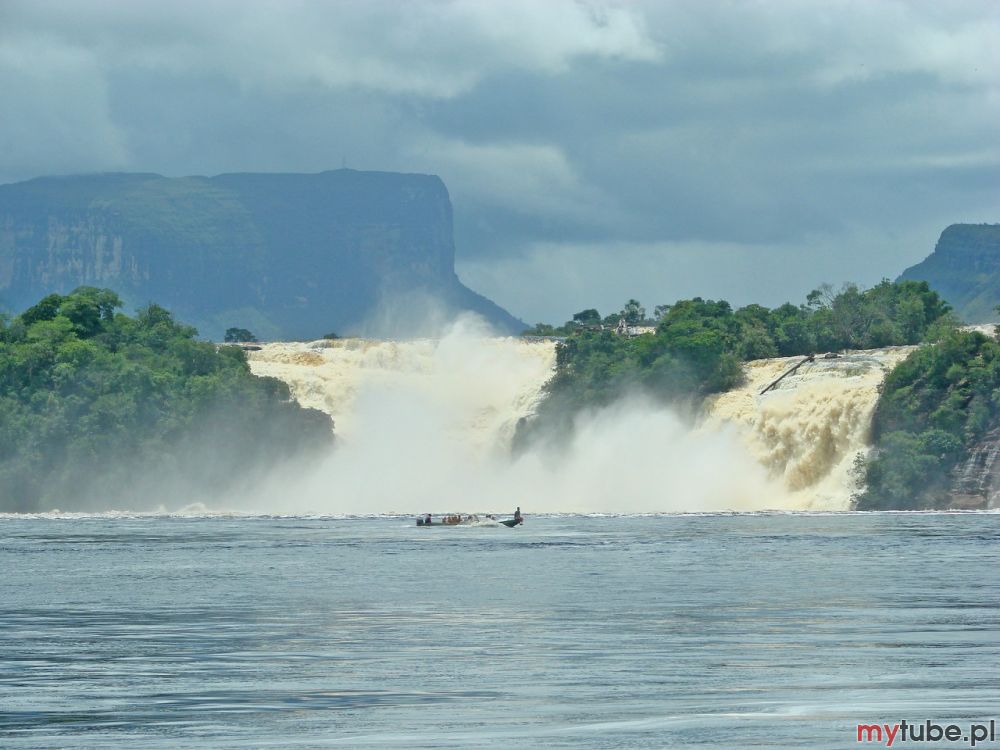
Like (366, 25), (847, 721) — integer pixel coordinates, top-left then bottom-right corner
(856, 326), (1000, 510)
(0, 288), (332, 512)
(518, 280), (953, 445)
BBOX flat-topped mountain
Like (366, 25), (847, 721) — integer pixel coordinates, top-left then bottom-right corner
(0, 170), (524, 339)
(897, 223), (1000, 323)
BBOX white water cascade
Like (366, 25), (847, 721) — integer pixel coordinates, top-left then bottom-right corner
(247, 320), (914, 514)
(703, 348), (915, 509)
(248, 321), (556, 455)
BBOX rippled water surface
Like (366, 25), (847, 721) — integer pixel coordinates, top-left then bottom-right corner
(2, 513), (999, 748)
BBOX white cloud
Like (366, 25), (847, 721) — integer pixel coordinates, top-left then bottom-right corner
(1, 0), (998, 316)
(811, 2), (1000, 88)
(408, 136), (621, 225)
(0, 39), (129, 179)
(638, 0), (1000, 90)
(2, 0), (661, 98)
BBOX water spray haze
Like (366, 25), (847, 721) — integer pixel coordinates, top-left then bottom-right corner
(244, 314), (915, 514)
(250, 316), (906, 515)
(248, 315), (555, 513)
(355, 288), (458, 340)
(704, 348), (916, 509)
(509, 398), (788, 513)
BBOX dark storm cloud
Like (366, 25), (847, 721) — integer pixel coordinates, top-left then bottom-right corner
(1, 0), (997, 321)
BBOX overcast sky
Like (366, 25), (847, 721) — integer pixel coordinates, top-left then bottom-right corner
(2, 0), (997, 323)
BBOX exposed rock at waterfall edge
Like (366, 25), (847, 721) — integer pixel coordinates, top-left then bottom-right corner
(949, 426), (1000, 510)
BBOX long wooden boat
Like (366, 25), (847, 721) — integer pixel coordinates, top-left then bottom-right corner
(416, 515), (522, 527)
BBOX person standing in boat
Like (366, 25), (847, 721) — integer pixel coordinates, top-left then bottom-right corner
(514, 507), (522, 525)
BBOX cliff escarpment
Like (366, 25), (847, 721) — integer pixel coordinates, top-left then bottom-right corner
(0, 170), (524, 339)
(898, 223), (1000, 323)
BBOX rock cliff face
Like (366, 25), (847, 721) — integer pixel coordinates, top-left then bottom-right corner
(0, 170), (524, 339)
(897, 224), (1000, 323)
(950, 427), (1000, 510)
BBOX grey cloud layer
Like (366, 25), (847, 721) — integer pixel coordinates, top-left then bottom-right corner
(1, 0), (997, 321)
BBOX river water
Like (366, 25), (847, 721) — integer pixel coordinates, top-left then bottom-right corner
(2, 512), (998, 748)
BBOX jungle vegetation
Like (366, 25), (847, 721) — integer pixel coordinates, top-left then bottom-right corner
(0, 287), (332, 512)
(519, 280), (953, 442)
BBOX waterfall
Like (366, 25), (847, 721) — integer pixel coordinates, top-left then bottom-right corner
(248, 324), (557, 454)
(248, 325), (913, 513)
(703, 348), (915, 509)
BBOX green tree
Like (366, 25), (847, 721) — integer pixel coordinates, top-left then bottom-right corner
(224, 327), (257, 343)
(621, 299), (645, 326)
(517, 281), (954, 454)
(854, 325), (1000, 510)
(523, 323), (558, 336)
(19, 294), (64, 327)
(0, 288), (332, 512)
(59, 288), (122, 338)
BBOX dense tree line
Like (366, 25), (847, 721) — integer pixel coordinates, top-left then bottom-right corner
(0, 288), (333, 512)
(856, 326), (1000, 509)
(518, 280), (952, 446)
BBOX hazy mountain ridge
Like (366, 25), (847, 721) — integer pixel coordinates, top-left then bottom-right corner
(897, 223), (1000, 323)
(0, 169), (525, 339)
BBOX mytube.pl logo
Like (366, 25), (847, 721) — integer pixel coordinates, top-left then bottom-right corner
(857, 720), (997, 747)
